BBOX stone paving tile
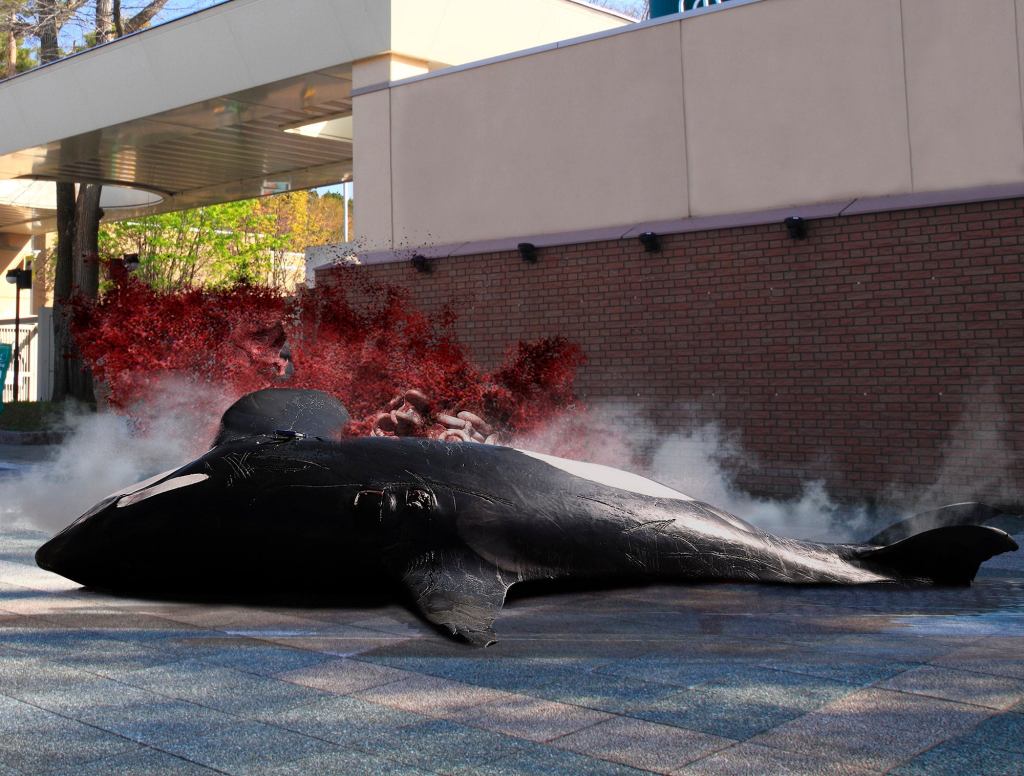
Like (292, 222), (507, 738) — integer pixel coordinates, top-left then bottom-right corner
(255, 692), (425, 744)
(551, 715), (734, 772)
(77, 697), (237, 748)
(276, 656), (412, 695)
(749, 687), (993, 771)
(877, 664), (1024, 710)
(12, 672), (159, 717)
(456, 741), (650, 775)
(158, 719), (342, 775)
(492, 634), (649, 666)
(0, 693), (140, 774)
(738, 641), (924, 686)
(361, 645), (581, 693)
(676, 742), (882, 775)
(888, 741), (1024, 776)
(350, 718), (531, 772)
(189, 641), (333, 676)
(348, 614), (426, 637)
(149, 604), (331, 631)
(0, 560), (81, 592)
(0, 591), (101, 615)
(596, 654), (754, 689)
(630, 667), (853, 740)
(0, 628), (184, 674)
(255, 633), (405, 656)
(932, 643), (1024, 680)
(24, 611), (199, 632)
(451, 692), (612, 742)
(260, 747), (434, 775)
(112, 657), (331, 717)
(49, 747), (222, 775)
(955, 709), (1024, 753)
(528, 670), (682, 714)
(353, 671), (516, 718)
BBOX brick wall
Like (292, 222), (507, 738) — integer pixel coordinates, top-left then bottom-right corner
(322, 198), (1024, 507)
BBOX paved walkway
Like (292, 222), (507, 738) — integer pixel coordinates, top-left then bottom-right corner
(0, 522), (1022, 775)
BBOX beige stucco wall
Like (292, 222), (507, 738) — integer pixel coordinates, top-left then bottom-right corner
(359, 0), (1024, 251)
(682, 0), (911, 215)
(902, 0), (1024, 192)
(388, 22), (687, 247)
(390, 0), (631, 68)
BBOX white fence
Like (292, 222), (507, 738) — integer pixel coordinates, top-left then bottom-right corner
(0, 307), (53, 403)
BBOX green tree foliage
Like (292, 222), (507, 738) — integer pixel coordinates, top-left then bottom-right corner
(99, 191), (348, 292)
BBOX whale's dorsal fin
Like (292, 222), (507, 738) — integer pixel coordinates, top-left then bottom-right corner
(213, 389), (349, 446)
(401, 549), (515, 647)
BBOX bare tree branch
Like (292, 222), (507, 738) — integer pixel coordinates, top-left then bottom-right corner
(122, 0), (167, 34)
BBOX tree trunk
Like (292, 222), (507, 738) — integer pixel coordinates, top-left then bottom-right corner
(95, 0), (112, 43)
(4, 9), (16, 78)
(74, 184), (102, 297)
(45, 0), (169, 402)
(52, 181), (76, 402)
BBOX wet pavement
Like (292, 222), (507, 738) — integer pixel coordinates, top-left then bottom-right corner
(0, 519), (1022, 775)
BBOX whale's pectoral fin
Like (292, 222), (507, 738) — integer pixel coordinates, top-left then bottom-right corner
(401, 549), (513, 647)
(856, 525), (1018, 585)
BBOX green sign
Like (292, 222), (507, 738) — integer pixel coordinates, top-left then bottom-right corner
(0, 343), (10, 413)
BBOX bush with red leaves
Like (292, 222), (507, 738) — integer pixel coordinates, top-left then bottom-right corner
(70, 267), (586, 448)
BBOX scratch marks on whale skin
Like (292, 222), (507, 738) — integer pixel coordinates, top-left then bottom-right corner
(580, 495), (638, 518)
(623, 518), (677, 536)
(222, 452), (255, 486)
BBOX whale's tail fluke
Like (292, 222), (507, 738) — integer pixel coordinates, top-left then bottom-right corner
(855, 525), (1018, 585)
(866, 502), (1020, 545)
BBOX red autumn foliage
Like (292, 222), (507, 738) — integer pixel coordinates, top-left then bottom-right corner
(70, 266), (586, 448)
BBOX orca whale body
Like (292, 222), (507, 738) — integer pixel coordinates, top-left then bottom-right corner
(36, 390), (1018, 645)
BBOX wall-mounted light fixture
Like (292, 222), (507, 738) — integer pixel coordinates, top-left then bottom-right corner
(411, 254), (432, 273)
(5, 267), (31, 289)
(638, 231), (661, 253)
(517, 242), (538, 263)
(784, 216), (808, 240)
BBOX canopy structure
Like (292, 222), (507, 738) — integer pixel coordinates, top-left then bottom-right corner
(0, 0), (629, 234)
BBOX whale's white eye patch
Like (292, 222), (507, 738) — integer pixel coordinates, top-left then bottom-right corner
(102, 467), (180, 501)
(517, 450), (694, 501)
(117, 474), (209, 508)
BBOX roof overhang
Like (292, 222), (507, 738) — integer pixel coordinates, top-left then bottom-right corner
(0, 0), (629, 234)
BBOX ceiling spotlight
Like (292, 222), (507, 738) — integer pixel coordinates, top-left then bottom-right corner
(410, 254), (432, 273)
(638, 231), (661, 253)
(784, 216), (808, 240)
(517, 242), (538, 263)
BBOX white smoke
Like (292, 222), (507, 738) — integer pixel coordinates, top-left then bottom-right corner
(648, 422), (872, 541)
(885, 383), (1021, 515)
(1, 377), (223, 535)
(516, 403), (871, 541)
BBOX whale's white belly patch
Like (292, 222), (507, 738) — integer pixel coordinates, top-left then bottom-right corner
(517, 450), (694, 502)
(117, 474), (209, 508)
